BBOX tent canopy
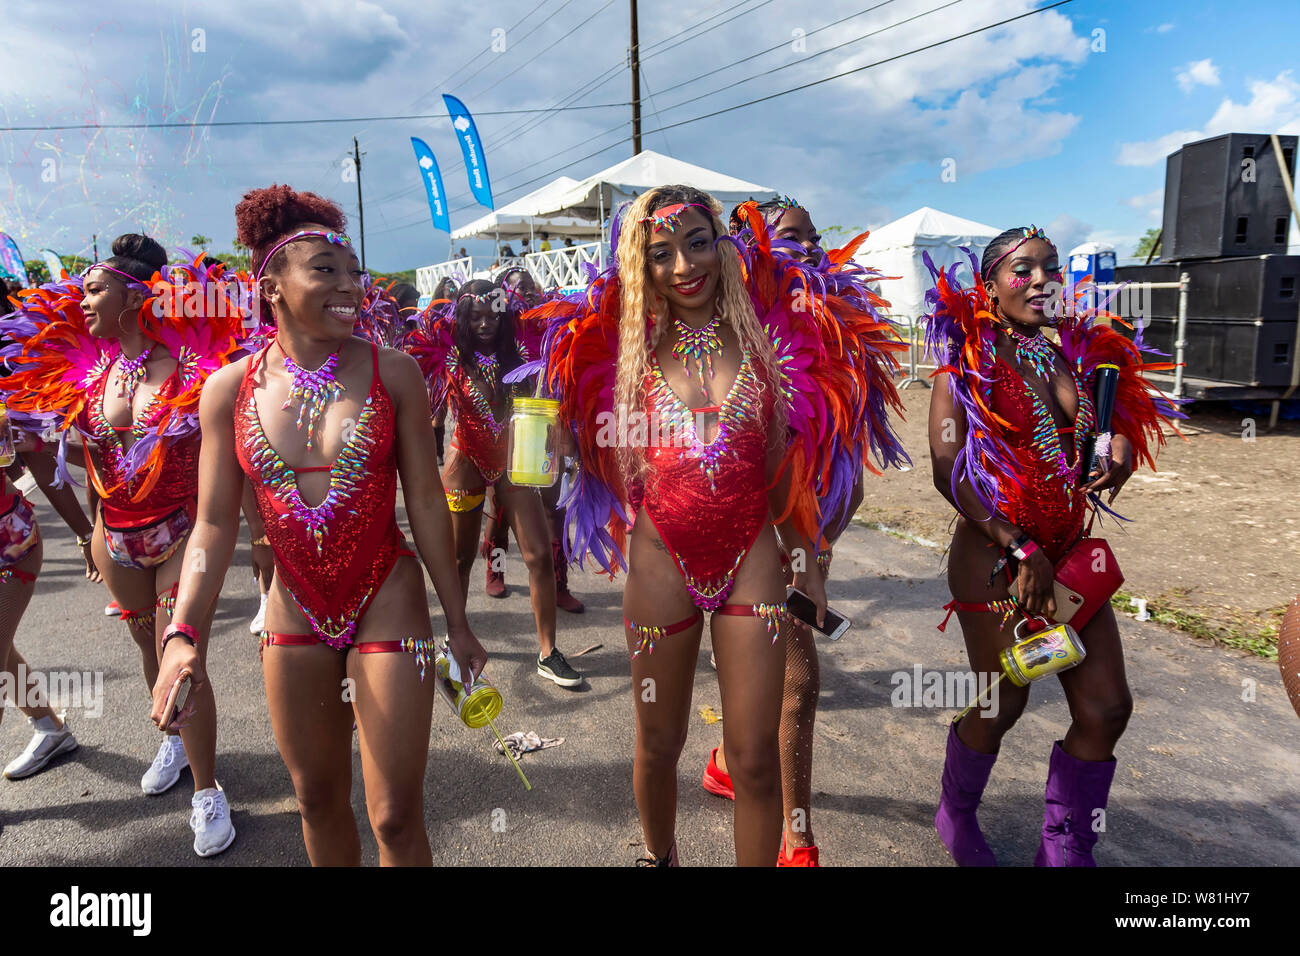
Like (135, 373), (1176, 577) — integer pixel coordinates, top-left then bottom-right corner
(854, 206), (1000, 321)
(535, 149), (778, 222)
(451, 176), (601, 242)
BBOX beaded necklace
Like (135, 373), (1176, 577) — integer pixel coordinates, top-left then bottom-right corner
(671, 313), (724, 379)
(278, 342), (345, 452)
(114, 348), (151, 401)
(474, 351), (500, 382)
(1005, 325), (1057, 381)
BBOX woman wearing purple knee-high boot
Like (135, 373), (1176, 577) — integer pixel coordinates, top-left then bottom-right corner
(924, 227), (1181, 866)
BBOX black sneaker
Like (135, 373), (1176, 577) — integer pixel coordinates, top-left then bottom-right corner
(635, 843), (679, 866)
(537, 648), (583, 688)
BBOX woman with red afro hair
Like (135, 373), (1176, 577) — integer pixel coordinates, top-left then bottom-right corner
(153, 184), (486, 865)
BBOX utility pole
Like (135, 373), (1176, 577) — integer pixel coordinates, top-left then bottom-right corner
(92, 234), (98, 261)
(630, 0), (641, 155)
(353, 136), (366, 270)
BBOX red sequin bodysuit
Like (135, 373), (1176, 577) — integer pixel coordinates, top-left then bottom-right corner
(79, 367), (200, 529)
(989, 356), (1096, 562)
(236, 340), (411, 648)
(447, 357), (507, 483)
(637, 350), (772, 610)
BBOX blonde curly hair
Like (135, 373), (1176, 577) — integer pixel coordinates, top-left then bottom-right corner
(613, 185), (782, 473)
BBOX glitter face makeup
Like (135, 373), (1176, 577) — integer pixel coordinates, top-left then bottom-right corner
(1007, 273), (1032, 289)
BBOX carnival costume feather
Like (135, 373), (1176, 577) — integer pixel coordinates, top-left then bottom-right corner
(0, 254), (246, 498)
(527, 207), (910, 576)
(922, 248), (1183, 526)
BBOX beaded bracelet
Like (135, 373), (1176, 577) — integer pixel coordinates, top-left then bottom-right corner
(76, 532), (93, 548)
(251, 535), (270, 547)
(161, 622), (201, 653)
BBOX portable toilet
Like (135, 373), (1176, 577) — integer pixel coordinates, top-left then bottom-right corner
(1068, 242), (1117, 313)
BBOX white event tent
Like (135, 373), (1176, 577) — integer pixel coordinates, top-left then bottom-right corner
(855, 206), (1000, 323)
(535, 149), (778, 236)
(451, 176), (599, 242)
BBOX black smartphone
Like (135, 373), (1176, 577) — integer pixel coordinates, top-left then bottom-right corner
(785, 587), (851, 641)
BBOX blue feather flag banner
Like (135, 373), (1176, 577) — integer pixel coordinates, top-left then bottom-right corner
(0, 233), (29, 286)
(442, 94), (494, 210)
(410, 137), (451, 233)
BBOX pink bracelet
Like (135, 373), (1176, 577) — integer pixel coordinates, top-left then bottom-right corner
(162, 622), (201, 652)
(1012, 540), (1040, 562)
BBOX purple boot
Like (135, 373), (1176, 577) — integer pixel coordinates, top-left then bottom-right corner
(935, 720), (998, 866)
(1034, 740), (1117, 867)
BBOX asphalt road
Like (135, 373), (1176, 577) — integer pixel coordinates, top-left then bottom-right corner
(0, 496), (1296, 867)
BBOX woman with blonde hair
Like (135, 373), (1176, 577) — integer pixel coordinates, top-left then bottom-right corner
(533, 185), (905, 865)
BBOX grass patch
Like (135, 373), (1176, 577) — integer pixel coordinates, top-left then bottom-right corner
(1111, 589), (1280, 661)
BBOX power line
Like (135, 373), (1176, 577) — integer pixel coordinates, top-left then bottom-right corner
(0, 101), (632, 133)
(655, 0), (966, 116)
(419, 0), (1076, 219)
(473, 0), (620, 100)
(408, 0), (552, 109)
(377, 0), (772, 207)
(651, 0), (902, 98)
(455, 0), (580, 95)
(642, 0), (1074, 137)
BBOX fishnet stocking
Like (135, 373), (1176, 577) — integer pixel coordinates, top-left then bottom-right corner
(780, 620), (820, 848)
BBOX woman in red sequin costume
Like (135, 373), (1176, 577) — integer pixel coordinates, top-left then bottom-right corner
(153, 185), (486, 866)
(419, 279), (580, 688)
(536, 185), (904, 864)
(75, 235), (237, 853)
(701, 195), (895, 866)
(926, 226), (1180, 867)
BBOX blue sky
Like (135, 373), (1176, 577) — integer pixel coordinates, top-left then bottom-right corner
(1, 0), (1297, 272)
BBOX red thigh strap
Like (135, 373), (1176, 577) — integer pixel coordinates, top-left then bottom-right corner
(714, 601), (793, 640)
(624, 610), (703, 658)
(259, 633), (434, 679)
(937, 599), (1019, 632)
(0, 568), (36, 584)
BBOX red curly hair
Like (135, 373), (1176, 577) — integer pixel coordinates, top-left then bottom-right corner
(235, 184), (348, 276)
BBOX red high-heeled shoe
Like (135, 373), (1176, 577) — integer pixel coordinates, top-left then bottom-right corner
(701, 747), (734, 801)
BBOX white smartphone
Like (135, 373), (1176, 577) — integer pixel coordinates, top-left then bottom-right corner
(786, 587), (852, 641)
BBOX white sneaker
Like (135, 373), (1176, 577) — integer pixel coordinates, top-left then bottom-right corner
(104, 601), (122, 617)
(190, 782), (236, 857)
(3, 715), (78, 780)
(248, 591), (268, 634)
(141, 735), (189, 795)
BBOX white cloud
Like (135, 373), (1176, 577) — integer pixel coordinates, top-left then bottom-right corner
(1150, 22), (1176, 34)
(1122, 188), (1165, 221)
(1046, 213), (1093, 255)
(1176, 59), (1220, 94)
(0, 0), (1102, 269)
(1117, 72), (1300, 166)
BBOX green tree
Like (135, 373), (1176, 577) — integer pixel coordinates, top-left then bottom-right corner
(1133, 228), (1162, 261)
(191, 234), (213, 250)
(23, 259), (49, 284)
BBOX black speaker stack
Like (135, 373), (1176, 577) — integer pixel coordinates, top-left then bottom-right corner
(1115, 132), (1299, 388)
